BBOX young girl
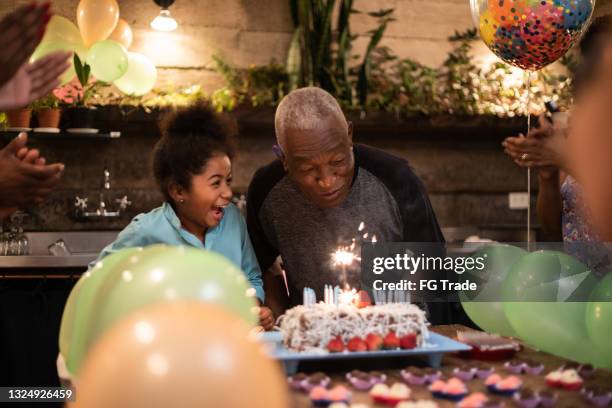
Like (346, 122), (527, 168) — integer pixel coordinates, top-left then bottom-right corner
(94, 103), (273, 329)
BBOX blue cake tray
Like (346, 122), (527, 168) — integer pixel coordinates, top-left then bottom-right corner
(259, 331), (471, 374)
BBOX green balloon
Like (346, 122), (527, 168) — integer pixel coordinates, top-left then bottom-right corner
(65, 245), (258, 375)
(459, 244), (526, 337)
(502, 250), (599, 362)
(113, 52), (157, 95)
(586, 274), (612, 368)
(30, 40), (88, 85)
(86, 40), (128, 82)
(59, 247), (143, 375)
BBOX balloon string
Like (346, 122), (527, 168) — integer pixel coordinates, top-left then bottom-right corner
(525, 71), (533, 252)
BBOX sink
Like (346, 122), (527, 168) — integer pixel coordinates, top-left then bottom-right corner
(0, 231), (119, 269)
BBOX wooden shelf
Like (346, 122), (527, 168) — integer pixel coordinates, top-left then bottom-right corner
(0, 130), (121, 140)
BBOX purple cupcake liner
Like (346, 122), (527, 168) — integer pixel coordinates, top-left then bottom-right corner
(524, 365), (545, 375)
(476, 368), (495, 379)
(504, 362), (525, 374)
(538, 393), (557, 407)
(425, 371), (442, 383)
(301, 377), (331, 393)
(453, 368), (477, 381)
(588, 393), (612, 407)
(401, 369), (428, 385)
(513, 395), (540, 408)
(311, 398), (350, 407)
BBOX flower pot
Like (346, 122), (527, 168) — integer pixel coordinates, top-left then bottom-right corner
(5, 108), (32, 128)
(36, 108), (61, 128)
(61, 106), (97, 129)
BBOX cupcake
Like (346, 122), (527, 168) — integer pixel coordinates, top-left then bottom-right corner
(346, 370), (387, 391)
(559, 369), (583, 391)
(475, 364), (495, 379)
(303, 372), (331, 392)
(453, 365), (478, 381)
(309, 386), (330, 407)
(288, 372), (308, 391)
(514, 387), (539, 408)
(586, 387), (612, 407)
(428, 380), (446, 398)
(370, 383), (412, 406)
(396, 401), (440, 408)
(578, 363), (596, 379)
(401, 367), (428, 385)
(370, 383), (390, 399)
(537, 389), (557, 407)
(487, 375), (522, 396)
(484, 374), (502, 387)
(346, 370), (373, 391)
(504, 360), (524, 374)
(458, 392), (488, 408)
(423, 367), (443, 383)
(370, 371), (386, 383)
(481, 396), (504, 408)
(522, 359), (545, 375)
(544, 370), (563, 388)
(443, 378), (469, 402)
(327, 385), (351, 404)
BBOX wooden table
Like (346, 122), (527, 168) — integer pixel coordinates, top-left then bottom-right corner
(289, 325), (612, 407)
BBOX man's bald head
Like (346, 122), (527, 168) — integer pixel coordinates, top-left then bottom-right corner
(275, 87), (348, 150)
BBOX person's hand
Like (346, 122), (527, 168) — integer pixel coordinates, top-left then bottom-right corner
(258, 306), (275, 331)
(502, 115), (567, 176)
(0, 51), (71, 111)
(0, 2), (51, 88)
(0, 132), (64, 208)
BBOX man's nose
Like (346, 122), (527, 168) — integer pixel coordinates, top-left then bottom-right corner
(317, 167), (336, 189)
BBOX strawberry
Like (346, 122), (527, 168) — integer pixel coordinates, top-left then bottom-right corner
(365, 333), (383, 351)
(400, 333), (417, 350)
(327, 336), (345, 353)
(347, 336), (367, 352)
(383, 331), (400, 350)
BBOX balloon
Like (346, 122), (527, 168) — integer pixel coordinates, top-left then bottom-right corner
(586, 274), (612, 367)
(470, 0), (595, 70)
(86, 40), (128, 82)
(109, 18), (133, 49)
(30, 41), (88, 85)
(459, 244), (526, 337)
(42, 16), (83, 45)
(59, 248), (143, 375)
(65, 245), (258, 375)
(113, 52), (157, 95)
(70, 302), (289, 408)
(502, 250), (599, 362)
(76, 0), (119, 47)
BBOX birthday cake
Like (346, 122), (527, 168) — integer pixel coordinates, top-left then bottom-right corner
(278, 303), (429, 352)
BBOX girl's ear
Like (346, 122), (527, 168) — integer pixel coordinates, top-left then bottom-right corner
(168, 182), (187, 204)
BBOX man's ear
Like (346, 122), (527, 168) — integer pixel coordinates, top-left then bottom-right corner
(347, 121), (354, 143)
(272, 144), (289, 172)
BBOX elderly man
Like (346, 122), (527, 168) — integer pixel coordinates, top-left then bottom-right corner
(247, 87), (445, 315)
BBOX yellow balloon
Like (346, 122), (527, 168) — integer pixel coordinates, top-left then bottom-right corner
(109, 18), (133, 49)
(70, 302), (289, 408)
(30, 41), (88, 85)
(43, 16), (83, 45)
(76, 0), (119, 47)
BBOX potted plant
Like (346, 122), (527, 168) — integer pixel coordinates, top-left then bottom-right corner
(56, 54), (100, 130)
(31, 93), (61, 128)
(5, 106), (32, 129)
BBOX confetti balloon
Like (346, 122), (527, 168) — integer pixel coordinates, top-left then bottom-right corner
(470, 0), (595, 70)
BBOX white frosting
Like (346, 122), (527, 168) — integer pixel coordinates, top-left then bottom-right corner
(279, 303), (429, 352)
